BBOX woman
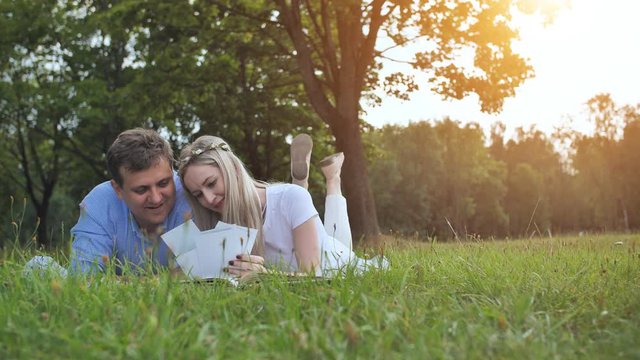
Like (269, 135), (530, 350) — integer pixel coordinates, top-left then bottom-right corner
(178, 134), (385, 278)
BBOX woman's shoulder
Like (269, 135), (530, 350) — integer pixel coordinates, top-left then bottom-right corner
(265, 184), (317, 225)
(267, 183), (309, 198)
(266, 183), (313, 208)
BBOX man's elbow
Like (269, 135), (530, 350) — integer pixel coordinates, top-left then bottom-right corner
(68, 257), (105, 275)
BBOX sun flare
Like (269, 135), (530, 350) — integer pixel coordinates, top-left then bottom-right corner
(366, 0), (640, 138)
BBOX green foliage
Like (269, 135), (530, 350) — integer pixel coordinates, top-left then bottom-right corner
(0, 0), (77, 247)
(0, 0), (323, 247)
(368, 122), (442, 235)
(572, 95), (640, 232)
(369, 119), (508, 239)
(368, 97), (640, 239)
(432, 119), (505, 236)
(1, 234), (639, 357)
(469, 157), (509, 237)
(618, 120), (640, 229)
(505, 163), (545, 236)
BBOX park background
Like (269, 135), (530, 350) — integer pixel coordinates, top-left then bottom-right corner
(2, 3), (639, 358)
(1, 0), (639, 249)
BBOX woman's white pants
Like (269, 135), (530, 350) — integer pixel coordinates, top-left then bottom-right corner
(323, 194), (352, 250)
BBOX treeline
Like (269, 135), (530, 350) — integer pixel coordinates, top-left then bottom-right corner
(1, 93), (638, 246)
(368, 95), (640, 239)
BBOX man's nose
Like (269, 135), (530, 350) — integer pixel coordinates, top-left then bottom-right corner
(149, 187), (162, 203)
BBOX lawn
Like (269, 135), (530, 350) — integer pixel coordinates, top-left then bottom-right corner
(1, 234), (639, 359)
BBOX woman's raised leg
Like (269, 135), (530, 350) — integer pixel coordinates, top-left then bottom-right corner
(320, 153), (352, 249)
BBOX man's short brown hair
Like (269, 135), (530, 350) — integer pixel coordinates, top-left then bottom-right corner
(107, 128), (174, 186)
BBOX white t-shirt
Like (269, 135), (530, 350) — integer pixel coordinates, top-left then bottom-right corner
(262, 184), (387, 274)
(262, 184), (322, 271)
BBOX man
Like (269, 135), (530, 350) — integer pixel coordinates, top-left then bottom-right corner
(70, 128), (192, 274)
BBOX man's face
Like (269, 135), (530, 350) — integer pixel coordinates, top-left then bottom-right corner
(111, 158), (176, 234)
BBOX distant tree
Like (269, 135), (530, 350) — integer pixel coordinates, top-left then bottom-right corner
(572, 135), (619, 231)
(618, 113), (640, 230)
(0, 146), (23, 247)
(0, 0), (79, 247)
(573, 94), (633, 232)
(432, 119), (506, 237)
(505, 163), (547, 236)
(369, 119), (507, 239)
(489, 121), (507, 161)
(368, 122), (442, 236)
(469, 157), (508, 237)
(587, 93), (624, 140)
(494, 126), (564, 234)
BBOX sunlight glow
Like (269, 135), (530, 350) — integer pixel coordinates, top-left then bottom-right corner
(364, 0), (640, 139)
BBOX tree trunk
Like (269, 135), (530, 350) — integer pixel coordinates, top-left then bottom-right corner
(33, 182), (54, 249)
(275, 0), (382, 241)
(618, 197), (630, 233)
(36, 210), (49, 249)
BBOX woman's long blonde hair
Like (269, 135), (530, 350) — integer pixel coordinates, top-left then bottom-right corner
(178, 135), (265, 255)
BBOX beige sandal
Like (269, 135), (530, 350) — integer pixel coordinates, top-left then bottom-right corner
(291, 134), (313, 188)
(319, 152), (344, 181)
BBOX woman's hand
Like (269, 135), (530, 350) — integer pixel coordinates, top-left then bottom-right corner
(226, 254), (266, 281)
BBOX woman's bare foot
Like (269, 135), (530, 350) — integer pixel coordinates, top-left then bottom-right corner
(320, 152), (344, 195)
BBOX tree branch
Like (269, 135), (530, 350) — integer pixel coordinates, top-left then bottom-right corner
(14, 118), (42, 209)
(274, 0), (340, 128)
(356, 0), (392, 90)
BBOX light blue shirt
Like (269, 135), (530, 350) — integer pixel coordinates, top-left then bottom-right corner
(69, 173), (191, 274)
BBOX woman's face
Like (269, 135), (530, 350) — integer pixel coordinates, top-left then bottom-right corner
(183, 163), (226, 214)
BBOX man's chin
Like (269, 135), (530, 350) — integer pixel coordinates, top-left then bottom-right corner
(140, 212), (170, 232)
(149, 210), (170, 223)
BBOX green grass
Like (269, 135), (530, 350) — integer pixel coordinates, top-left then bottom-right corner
(1, 234), (639, 359)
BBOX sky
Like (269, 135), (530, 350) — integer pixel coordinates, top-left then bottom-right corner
(362, 0), (640, 139)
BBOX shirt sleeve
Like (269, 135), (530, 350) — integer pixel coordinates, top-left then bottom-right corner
(69, 201), (114, 274)
(282, 185), (319, 229)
